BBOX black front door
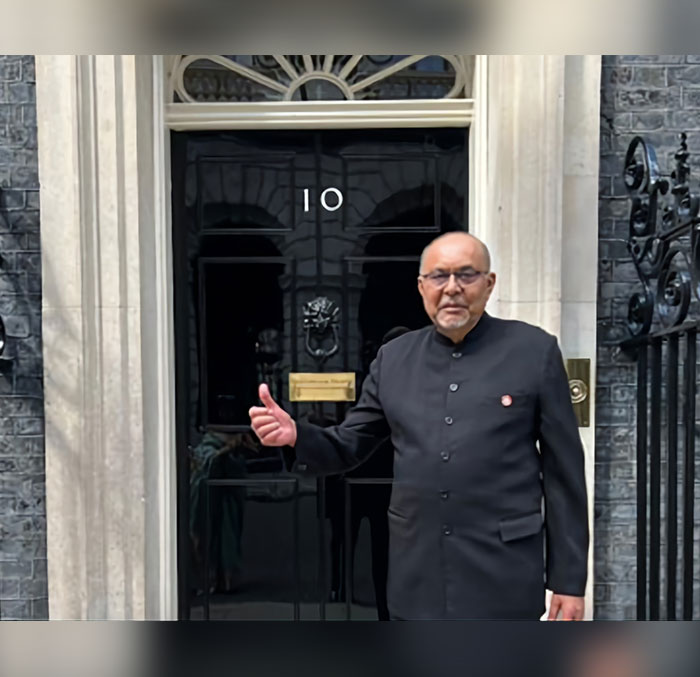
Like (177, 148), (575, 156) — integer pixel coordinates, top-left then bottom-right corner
(172, 127), (468, 619)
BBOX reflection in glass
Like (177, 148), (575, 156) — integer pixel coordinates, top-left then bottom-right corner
(189, 431), (250, 595)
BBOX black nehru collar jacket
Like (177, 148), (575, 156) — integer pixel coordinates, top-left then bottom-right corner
(287, 312), (589, 620)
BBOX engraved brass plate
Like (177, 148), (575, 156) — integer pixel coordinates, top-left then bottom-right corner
(289, 372), (356, 402)
(565, 358), (591, 427)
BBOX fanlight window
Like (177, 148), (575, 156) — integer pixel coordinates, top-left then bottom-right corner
(169, 55), (474, 103)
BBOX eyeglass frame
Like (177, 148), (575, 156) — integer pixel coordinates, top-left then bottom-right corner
(418, 268), (489, 289)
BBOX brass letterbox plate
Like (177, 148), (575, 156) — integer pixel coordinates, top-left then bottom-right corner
(289, 372), (356, 402)
(565, 358), (591, 428)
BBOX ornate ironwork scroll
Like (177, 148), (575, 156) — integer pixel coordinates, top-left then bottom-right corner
(623, 133), (700, 336)
(302, 296), (340, 363)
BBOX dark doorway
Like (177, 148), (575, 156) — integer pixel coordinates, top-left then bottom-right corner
(172, 127), (469, 619)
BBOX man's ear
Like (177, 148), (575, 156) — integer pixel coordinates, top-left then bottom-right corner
(417, 276), (425, 300)
(486, 272), (496, 296)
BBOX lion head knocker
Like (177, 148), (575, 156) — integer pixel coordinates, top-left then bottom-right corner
(303, 296), (340, 363)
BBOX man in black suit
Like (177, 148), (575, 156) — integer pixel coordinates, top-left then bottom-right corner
(249, 232), (588, 620)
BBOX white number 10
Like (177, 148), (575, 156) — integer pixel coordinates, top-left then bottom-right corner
(303, 187), (344, 213)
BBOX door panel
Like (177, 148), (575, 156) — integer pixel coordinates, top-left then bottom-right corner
(172, 127), (468, 619)
(198, 256), (294, 428)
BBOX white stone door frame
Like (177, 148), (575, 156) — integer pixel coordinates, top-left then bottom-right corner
(36, 55), (177, 619)
(36, 55), (599, 619)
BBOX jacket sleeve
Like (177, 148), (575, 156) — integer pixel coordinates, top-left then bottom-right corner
(537, 336), (589, 596)
(284, 347), (391, 477)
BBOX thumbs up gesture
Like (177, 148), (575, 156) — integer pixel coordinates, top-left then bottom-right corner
(248, 384), (297, 447)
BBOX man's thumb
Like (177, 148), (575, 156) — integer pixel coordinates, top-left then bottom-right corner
(259, 383), (278, 409)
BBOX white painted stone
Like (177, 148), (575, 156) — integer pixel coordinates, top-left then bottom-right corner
(484, 55), (566, 336)
(37, 55), (176, 619)
(35, 56), (82, 311)
(562, 175), (600, 303)
(559, 56), (601, 620)
(563, 56), (603, 178)
(41, 307), (86, 617)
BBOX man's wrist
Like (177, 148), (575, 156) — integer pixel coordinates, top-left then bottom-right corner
(552, 590), (585, 600)
(551, 590), (585, 598)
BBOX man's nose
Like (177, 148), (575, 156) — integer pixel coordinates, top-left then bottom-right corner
(444, 273), (462, 294)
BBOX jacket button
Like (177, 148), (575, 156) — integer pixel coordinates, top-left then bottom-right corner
(442, 524), (452, 536)
(444, 416), (453, 425)
(452, 352), (462, 359)
(449, 383), (458, 392)
(440, 451), (450, 462)
(440, 490), (449, 500)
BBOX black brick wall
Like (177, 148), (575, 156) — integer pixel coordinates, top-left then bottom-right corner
(597, 54), (700, 620)
(0, 55), (47, 620)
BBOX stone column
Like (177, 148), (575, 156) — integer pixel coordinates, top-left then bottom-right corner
(478, 55), (601, 617)
(483, 55), (566, 335)
(560, 55), (601, 619)
(36, 55), (177, 619)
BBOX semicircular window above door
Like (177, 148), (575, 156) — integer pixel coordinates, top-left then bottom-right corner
(169, 55), (475, 103)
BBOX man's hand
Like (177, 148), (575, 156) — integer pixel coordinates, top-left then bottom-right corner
(248, 384), (297, 447)
(547, 593), (585, 620)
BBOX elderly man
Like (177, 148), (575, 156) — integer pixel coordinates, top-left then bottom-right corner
(249, 232), (588, 620)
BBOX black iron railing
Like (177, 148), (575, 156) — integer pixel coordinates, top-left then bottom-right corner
(621, 133), (700, 620)
(199, 476), (392, 621)
(621, 325), (697, 620)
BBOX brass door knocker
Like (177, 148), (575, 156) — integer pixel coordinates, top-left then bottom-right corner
(303, 296), (340, 363)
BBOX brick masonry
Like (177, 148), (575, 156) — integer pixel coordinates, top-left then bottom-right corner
(0, 55), (47, 620)
(597, 55), (700, 619)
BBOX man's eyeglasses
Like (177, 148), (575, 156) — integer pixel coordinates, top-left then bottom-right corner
(419, 269), (487, 289)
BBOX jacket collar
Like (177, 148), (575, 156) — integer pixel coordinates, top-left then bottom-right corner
(432, 311), (493, 349)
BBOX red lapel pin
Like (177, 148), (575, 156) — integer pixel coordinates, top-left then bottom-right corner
(501, 394), (513, 407)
